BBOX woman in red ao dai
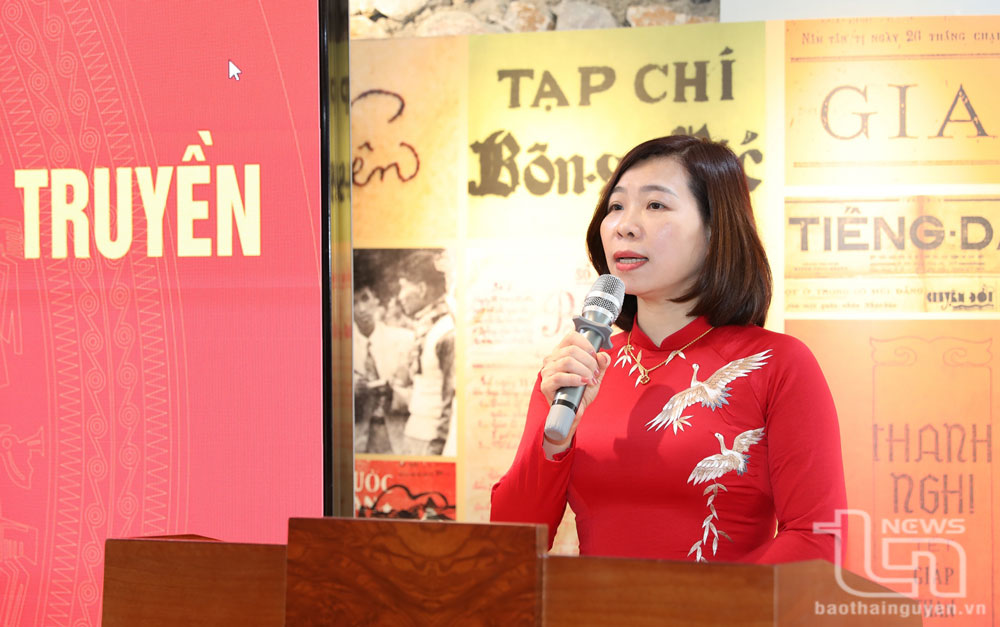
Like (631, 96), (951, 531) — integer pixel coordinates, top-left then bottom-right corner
(491, 135), (847, 564)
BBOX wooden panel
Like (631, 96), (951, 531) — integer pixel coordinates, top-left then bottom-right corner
(102, 538), (286, 626)
(544, 556), (774, 627)
(776, 560), (923, 626)
(285, 517), (545, 626)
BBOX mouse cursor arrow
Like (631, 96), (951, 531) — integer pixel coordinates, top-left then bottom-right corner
(228, 60), (242, 81)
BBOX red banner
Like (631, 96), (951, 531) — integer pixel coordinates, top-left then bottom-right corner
(0, 3), (322, 624)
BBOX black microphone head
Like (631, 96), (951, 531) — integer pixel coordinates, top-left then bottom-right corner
(582, 274), (625, 324)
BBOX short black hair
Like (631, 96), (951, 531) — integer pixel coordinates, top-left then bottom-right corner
(586, 135), (772, 328)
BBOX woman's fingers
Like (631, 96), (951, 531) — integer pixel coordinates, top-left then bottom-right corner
(539, 331), (610, 403)
(544, 370), (591, 390)
(541, 349), (597, 382)
(546, 339), (600, 371)
(551, 330), (599, 354)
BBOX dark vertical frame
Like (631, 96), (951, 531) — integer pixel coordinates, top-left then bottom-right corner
(321, 0), (354, 516)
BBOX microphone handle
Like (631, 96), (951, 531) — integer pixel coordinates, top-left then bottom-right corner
(543, 325), (606, 442)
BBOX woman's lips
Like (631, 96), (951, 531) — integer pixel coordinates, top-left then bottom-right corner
(613, 252), (648, 272)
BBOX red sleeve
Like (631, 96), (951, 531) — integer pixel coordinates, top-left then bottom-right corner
(490, 376), (574, 549)
(744, 336), (848, 564)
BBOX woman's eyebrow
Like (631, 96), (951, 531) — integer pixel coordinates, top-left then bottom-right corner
(639, 184), (678, 197)
(610, 184), (678, 198)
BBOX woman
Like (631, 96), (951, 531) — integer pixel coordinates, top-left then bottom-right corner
(490, 136), (846, 564)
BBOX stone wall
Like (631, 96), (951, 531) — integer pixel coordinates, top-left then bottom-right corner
(349, 0), (719, 38)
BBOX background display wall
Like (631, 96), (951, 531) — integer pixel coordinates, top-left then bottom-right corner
(351, 16), (998, 624)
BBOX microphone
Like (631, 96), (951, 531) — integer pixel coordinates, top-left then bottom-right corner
(543, 274), (625, 442)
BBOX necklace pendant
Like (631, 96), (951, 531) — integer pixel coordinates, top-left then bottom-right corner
(637, 373), (650, 385)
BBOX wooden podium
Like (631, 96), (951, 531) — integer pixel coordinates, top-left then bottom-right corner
(103, 519), (922, 625)
(102, 535), (286, 626)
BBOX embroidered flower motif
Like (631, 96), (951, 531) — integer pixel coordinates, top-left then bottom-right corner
(615, 344), (694, 388)
(687, 482), (732, 563)
(685, 428), (765, 563)
(646, 350), (771, 433)
(614, 344), (641, 385)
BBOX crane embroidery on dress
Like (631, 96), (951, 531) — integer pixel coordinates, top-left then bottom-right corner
(645, 350), (771, 433)
(686, 428), (765, 563)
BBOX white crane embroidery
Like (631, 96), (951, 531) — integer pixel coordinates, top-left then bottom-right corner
(646, 350), (771, 433)
(687, 428), (765, 485)
(685, 428), (766, 562)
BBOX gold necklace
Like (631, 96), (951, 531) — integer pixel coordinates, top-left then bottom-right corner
(624, 327), (713, 385)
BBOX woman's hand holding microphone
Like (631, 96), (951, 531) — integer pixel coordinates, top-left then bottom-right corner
(539, 331), (612, 458)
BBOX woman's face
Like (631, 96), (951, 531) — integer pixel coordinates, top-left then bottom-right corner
(599, 156), (709, 303)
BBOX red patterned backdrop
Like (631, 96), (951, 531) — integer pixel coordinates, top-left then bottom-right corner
(0, 2), (322, 624)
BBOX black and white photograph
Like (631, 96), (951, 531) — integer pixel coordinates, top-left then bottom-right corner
(353, 248), (456, 456)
